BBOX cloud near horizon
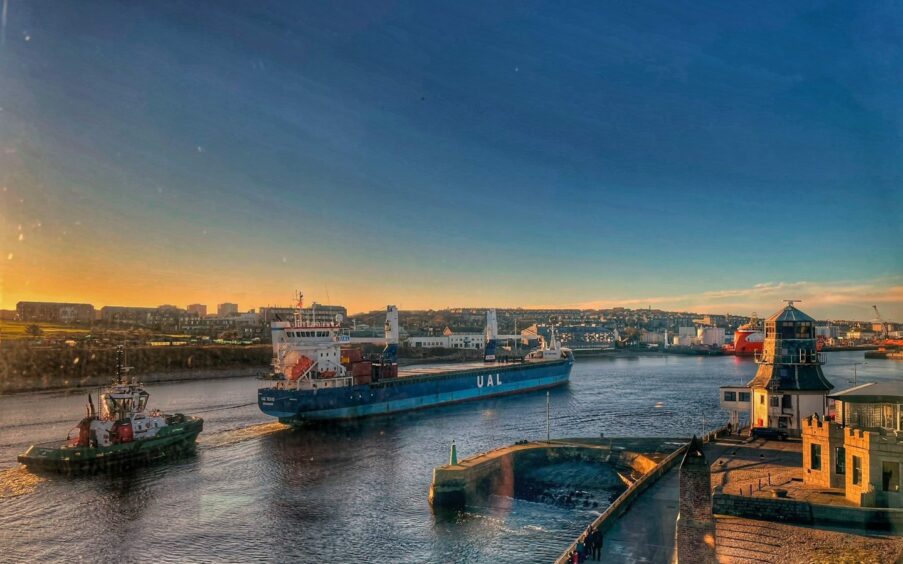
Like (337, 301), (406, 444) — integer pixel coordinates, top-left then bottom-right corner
(570, 278), (903, 321)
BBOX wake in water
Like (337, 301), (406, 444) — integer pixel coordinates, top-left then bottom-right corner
(198, 422), (288, 449)
(0, 467), (43, 499)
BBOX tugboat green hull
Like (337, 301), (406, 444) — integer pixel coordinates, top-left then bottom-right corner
(17, 417), (203, 474)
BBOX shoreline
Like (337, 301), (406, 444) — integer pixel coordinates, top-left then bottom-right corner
(0, 366), (267, 396)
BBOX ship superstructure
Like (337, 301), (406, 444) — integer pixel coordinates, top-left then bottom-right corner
(731, 313), (765, 356)
(258, 299), (573, 423)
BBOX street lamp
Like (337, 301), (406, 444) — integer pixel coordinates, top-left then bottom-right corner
(850, 362), (867, 386)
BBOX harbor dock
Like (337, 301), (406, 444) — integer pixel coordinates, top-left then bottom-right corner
(429, 437), (688, 510)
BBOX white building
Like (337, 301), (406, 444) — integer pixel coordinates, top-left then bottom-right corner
(697, 326), (725, 346)
(408, 334), (484, 349)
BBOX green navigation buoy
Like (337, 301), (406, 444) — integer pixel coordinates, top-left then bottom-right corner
(449, 439), (457, 465)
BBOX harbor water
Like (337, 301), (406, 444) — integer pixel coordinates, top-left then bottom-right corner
(1, 352), (899, 562)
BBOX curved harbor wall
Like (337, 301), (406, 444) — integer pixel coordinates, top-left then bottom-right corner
(428, 439), (670, 509)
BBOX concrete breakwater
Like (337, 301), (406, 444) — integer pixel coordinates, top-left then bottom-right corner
(428, 437), (684, 510)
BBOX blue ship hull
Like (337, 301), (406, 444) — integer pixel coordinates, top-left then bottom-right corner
(258, 358), (572, 423)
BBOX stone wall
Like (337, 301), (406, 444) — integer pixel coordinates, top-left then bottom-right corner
(677, 438), (716, 563)
(713, 492), (903, 532)
(844, 427), (903, 508)
(553, 442), (692, 564)
(802, 417), (844, 489)
(713, 492), (813, 524)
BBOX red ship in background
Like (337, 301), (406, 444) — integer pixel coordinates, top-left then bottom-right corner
(728, 313), (764, 356)
(727, 312), (827, 355)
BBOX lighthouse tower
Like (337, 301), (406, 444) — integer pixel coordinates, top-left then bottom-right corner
(749, 301), (834, 436)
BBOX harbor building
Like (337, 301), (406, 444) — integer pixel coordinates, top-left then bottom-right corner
(802, 382), (903, 508)
(720, 302), (833, 436)
(748, 302), (833, 435)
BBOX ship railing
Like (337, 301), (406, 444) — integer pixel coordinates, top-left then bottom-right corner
(313, 376), (353, 389)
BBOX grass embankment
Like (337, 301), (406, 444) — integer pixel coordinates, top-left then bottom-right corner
(0, 343), (272, 394)
(0, 320), (93, 341)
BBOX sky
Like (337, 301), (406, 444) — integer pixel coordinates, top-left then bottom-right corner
(0, 1), (901, 320)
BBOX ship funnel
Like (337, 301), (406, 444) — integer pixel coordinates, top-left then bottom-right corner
(484, 309), (499, 362)
(383, 305), (399, 362)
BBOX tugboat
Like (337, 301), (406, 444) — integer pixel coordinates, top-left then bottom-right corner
(17, 347), (203, 473)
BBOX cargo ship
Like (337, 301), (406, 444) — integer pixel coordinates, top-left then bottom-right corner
(258, 301), (573, 423)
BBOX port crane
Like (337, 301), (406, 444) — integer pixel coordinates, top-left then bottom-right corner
(872, 305), (888, 341)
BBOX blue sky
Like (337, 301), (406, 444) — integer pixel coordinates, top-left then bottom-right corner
(1, 1), (901, 318)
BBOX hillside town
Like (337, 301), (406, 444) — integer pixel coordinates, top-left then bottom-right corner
(5, 300), (899, 352)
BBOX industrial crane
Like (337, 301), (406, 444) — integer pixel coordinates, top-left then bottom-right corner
(873, 305), (889, 341)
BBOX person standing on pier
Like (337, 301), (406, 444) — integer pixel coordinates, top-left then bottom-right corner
(576, 536), (586, 563)
(591, 526), (603, 560)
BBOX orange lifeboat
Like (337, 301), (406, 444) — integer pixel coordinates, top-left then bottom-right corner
(288, 355), (314, 381)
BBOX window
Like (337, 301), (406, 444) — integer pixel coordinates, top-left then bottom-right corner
(796, 322), (813, 339)
(782, 395), (792, 409)
(760, 395), (765, 405)
(739, 392), (751, 402)
(835, 447), (845, 475)
(810, 444), (821, 470)
(884, 405), (895, 429)
(724, 391), (737, 402)
(852, 456), (862, 485)
(883, 462), (899, 492)
(770, 397), (780, 408)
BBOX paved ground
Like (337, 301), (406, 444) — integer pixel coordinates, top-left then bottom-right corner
(715, 515), (903, 563)
(710, 435), (854, 506)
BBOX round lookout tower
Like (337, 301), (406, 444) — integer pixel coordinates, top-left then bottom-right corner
(748, 301), (834, 436)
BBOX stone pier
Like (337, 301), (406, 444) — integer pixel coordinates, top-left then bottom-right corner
(429, 437), (682, 509)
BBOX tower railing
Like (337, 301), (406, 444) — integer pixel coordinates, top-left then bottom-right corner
(754, 350), (825, 365)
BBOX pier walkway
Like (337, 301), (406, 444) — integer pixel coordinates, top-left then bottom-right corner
(597, 454), (680, 563)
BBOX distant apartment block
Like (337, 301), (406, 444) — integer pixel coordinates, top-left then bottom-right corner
(187, 304), (207, 317)
(217, 303), (239, 317)
(16, 301), (95, 323)
(259, 304), (347, 325)
(100, 306), (157, 324)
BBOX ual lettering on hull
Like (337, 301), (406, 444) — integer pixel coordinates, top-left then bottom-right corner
(476, 374), (502, 388)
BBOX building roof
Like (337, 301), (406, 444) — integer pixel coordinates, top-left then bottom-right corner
(748, 364), (834, 392)
(766, 304), (816, 324)
(828, 382), (903, 403)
